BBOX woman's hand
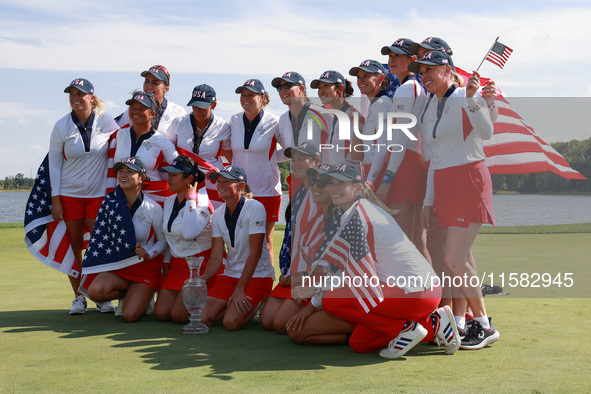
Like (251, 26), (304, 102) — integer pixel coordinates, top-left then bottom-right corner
(135, 244), (150, 261)
(285, 303), (316, 332)
(422, 206), (434, 230)
(481, 80), (498, 107)
(51, 196), (63, 221)
(228, 288), (253, 315)
(278, 274), (291, 287)
(376, 183), (391, 200)
(292, 285), (316, 304)
(187, 179), (198, 198)
(162, 264), (170, 280)
(466, 71), (482, 98)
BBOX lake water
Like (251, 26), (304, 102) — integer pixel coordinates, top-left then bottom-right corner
(3, 191), (590, 226)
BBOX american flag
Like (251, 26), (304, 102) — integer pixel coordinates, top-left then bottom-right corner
(456, 67), (585, 180)
(81, 185), (141, 274)
(24, 154), (79, 277)
(485, 41), (513, 69)
(316, 200), (384, 314)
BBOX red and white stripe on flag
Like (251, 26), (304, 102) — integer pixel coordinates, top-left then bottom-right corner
(485, 41), (513, 69)
(456, 67), (585, 180)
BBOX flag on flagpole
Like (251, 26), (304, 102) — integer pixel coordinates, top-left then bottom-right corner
(485, 41), (513, 69)
(24, 154), (80, 277)
(456, 67), (586, 180)
(82, 185), (141, 274)
(317, 199), (384, 314)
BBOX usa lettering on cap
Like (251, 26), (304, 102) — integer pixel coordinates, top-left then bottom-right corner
(245, 80), (255, 86)
(283, 72), (292, 78)
(424, 37), (433, 43)
(423, 52), (432, 60)
(321, 72), (330, 79)
(393, 39), (404, 46)
(360, 60), (371, 67)
(193, 90), (206, 98)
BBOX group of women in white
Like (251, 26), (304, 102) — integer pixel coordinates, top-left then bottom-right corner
(45, 35), (501, 359)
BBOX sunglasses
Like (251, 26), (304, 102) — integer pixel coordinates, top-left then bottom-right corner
(192, 134), (204, 154)
(276, 82), (297, 92)
(308, 177), (330, 189)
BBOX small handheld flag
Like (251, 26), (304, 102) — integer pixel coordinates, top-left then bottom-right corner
(477, 37), (513, 71)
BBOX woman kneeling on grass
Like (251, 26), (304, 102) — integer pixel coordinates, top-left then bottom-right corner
(86, 157), (166, 322)
(200, 165), (275, 330)
(154, 155), (223, 324)
(287, 161), (460, 359)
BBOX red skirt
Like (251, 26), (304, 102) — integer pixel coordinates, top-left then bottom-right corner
(434, 160), (495, 228)
(113, 255), (163, 290)
(384, 150), (427, 205)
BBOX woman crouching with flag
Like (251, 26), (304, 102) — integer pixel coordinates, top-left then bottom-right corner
(85, 157), (167, 322)
(287, 161), (460, 359)
(154, 155), (223, 323)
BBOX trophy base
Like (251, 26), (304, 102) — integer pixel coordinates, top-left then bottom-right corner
(182, 322), (209, 334)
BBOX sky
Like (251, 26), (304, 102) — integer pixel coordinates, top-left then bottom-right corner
(1, 0), (590, 179)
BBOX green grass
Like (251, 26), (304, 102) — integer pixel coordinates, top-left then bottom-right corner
(1, 227), (590, 392)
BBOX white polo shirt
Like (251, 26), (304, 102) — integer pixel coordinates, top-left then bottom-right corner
(211, 198), (275, 279)
(132, 193), (167, 259)
(49, 111), (119, 198)
(116, 99), (186, 144)
(361, 95), (393, 184)
(162, 188), (212, 257)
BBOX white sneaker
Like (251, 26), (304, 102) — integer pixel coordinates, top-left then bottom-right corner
(69, 295), (87, 315)
(432, 305), (461, 355)
(379, 321), (427, 359)
(115, 298), (124, 318)
(96, 301), (116, 313)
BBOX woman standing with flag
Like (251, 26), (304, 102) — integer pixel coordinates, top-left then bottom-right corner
(170, 84), (231, 209)
(410, 51), (500, 350)
(112, 91), (179, 205)
(287, 161), (460, 359)
(222, 79), (290, 265)
(86, 157), (167, 323)
(48, 78), (119, 314)
(154, 155), (222, 324)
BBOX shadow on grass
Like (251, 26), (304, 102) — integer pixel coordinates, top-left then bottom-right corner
(0, 309), (449, 379)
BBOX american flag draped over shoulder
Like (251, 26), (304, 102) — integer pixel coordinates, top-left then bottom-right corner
(315, 199), (384, 314)
(82, 185), (141, 274)
(456, 67), (586, 180)
(24, 154), (79, 277)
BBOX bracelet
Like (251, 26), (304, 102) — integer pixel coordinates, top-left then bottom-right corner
(385, 170), (396, 178)
(381, 174), (393, 185)
(201, 274), (210, 283)
(187, 193), (197, 200)
(468, 102), (481, 113)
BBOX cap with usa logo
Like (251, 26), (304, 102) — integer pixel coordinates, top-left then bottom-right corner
(187, 84), (217, 109)
(409, 37), (453, 56)
(326, 161), (364, 183)
(125, 91), (157, 111)
(408, 50), (452, 74)
(348, 60), (387, 77)
(235, 79), (266, 95)
(381, 38), (415, 56)
(208, 165), (248, 183)
(64, 78), (94, 94)
(310, 70), (346, 89)
(141, 65), (170, 86)
(271, 71), (306, 88)
(113, 157), (147, 176)
(284, 142), (321, 159)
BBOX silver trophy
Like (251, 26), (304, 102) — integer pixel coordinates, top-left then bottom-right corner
(182, 256), (209, 334)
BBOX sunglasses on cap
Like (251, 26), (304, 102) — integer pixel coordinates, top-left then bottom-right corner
(308, 177), (330, 189)
(276, 82), (297, 92)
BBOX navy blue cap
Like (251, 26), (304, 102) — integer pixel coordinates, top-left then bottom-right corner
(284, 142), (321, 159)
(381, 38), (415, 56)
(235, 79), (266, 95)
(141, 65), (170, 86)
(306, 163), (335, 177)
(114, 157), (147, 176)
(310, 70), (346, 89)
(125, 91), (157, 111)
(187, 84), (216, 109)
(209, 165), (248, 183)
(159, 158), (205, 184)
(271, 71), (306, 88)
(64, 78), (94, 94)
(349, 60), (387, 76)
(409, 37), (453, 56)
(327, 161), (364, 183)
(408, 51), (453, 74)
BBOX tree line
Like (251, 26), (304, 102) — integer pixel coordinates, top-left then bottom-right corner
(4, 137), (589, 192)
